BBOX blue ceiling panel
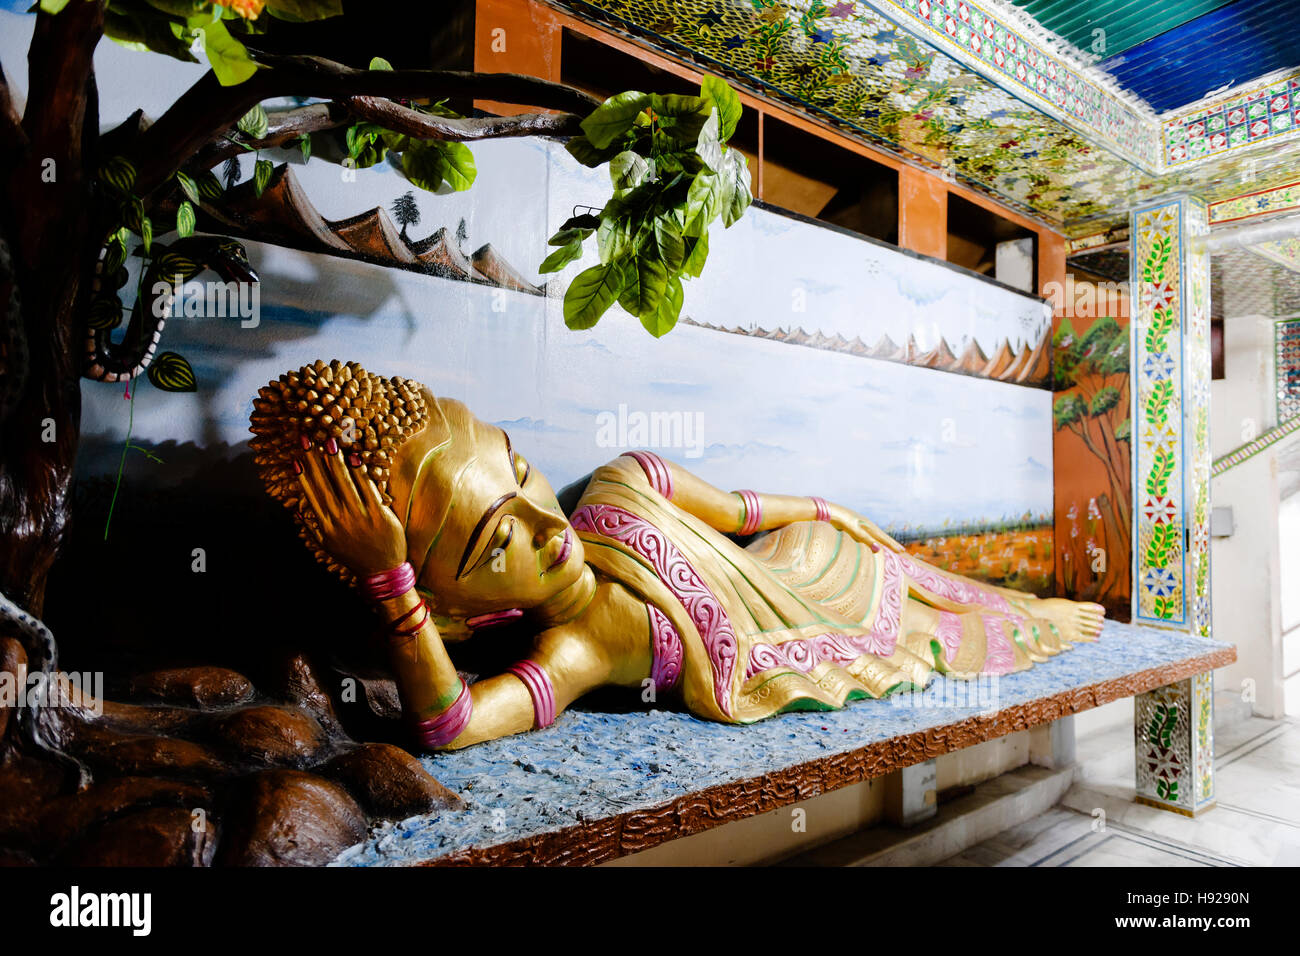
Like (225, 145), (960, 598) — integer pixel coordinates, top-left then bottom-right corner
(1097, 0), (1300, 113)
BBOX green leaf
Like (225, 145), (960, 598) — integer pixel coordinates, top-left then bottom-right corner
(297, 134), (312, 162)
(721, 148), (752, 227)
(618, 255), (668, 319)
(237, 104), (269, 140)
(563, 261), (628, 330)
(547, 221), (598, 246)
(701, 75), (743, 142)
(596, 215), (635, 264)
(39, 0), (71, 12)
(195, 170), (223, 201)
(99, 156), (137, 194)
(369, 56), (393, 71)
(580, 91), (651, 149)
(263, 0), (344, 20)
(641, 275), (683, 338)
(539, 240), (585, 274)
(197, 17), (258, 86)
(175, 170), (200, 205)
(649, 93), (712, 143)
(694, 109), (722, 173)
(610, 150), (651, 191)
(253, 159), (274, 197)
(565, 134), (622, 168)
(141, 216), (153, 254)
(147, 351), (197, 393)
(122, 195), (146, 233)
(88, 295), (123, 331)
(653, 216), (685, 272)
(684, 170), (723, 237)
(682, 231), (709, 278)
(103, 235), (128, 275)
(176, 200), (196, 238)
(401, 141), (477, 193)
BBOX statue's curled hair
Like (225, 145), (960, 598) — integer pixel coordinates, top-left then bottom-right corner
(249, 359), (429, 584)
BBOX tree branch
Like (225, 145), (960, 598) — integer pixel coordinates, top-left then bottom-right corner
(342, 95), (583, 141)
(21, 1), (102, 166)
(133, 55), (601, 198)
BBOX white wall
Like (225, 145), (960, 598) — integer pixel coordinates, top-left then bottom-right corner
(1209, 271), (1288, 718)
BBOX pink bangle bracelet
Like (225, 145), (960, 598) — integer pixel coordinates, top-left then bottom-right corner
(507, 659), (556, 729)
(734, 489), (762, 536)
(412, 679), (472, 749)
(810, 496), (830, 522)
(361, 562), (416, 602)
(622, 450), (674, 500)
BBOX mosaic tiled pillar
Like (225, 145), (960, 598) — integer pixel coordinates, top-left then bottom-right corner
(1129, 196), (1215, 815)
(1134, 673), (1216, 816)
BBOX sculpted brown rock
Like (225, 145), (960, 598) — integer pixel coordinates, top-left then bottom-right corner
(207, 704), (327, 768)
(70, 725), (228, 779)
(321, 742), (462, 819)
(58, 806), (217, 866)
(129, 666), (255, 709)
(37, 776), (211, 855)
(217, 770), (367, 866)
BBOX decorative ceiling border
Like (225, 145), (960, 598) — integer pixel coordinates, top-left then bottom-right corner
(1162, 70), (1300, 170)
(866, 0), (1160, 170)
(1208, 180), (1300, 225)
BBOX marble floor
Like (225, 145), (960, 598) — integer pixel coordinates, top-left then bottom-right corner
(940, 701), (1300, 867)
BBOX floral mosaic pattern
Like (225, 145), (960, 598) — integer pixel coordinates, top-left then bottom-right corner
(878, 0), (1156, 166)
(1184, 199), (1211, 639)
(1135, 675), (1214, 813)
(558, 0), (1300, 231)
(1130, 200), (1186, 626)
(1164, 71), (1300, 169)
(1277, 318), (1300, 425)
(1208, 179), (1300, 224)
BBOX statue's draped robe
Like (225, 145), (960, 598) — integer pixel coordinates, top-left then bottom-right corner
(571, 457), (1040, 724)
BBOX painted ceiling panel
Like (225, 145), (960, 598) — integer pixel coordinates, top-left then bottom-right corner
(1010, 0), (1234, 60)
(554, 0), (1300, 233)
(1097, 0), (1300, 113)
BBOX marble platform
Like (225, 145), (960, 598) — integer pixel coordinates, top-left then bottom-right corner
(332, 622), (1234, 866)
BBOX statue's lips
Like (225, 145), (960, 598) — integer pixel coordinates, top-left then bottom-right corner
(544, 530), (572, 572)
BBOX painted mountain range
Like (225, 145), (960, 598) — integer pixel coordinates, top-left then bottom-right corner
(680, 318), (1051, 387)
(200, 164), (544, 295)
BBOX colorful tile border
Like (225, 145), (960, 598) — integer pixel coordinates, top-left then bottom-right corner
(1164, 70), (1300, 171)
(1208, 179), (1300, 225)
(1068, 224), (1130, 254)
(1211, 414), (1300, 477)
(1130, 199), (1189, 627)
(1276, 318), (1300, 426)
(872, 0), (1159, 168)
(1134, 673), (1215, 814)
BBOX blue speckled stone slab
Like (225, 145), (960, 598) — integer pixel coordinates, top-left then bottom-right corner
(334, 622), (1232, 866)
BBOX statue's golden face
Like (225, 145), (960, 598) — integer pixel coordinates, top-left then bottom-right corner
(388, 389), (585, 622)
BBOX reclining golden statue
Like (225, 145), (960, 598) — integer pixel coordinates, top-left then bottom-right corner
(250, 360), (1104, 750)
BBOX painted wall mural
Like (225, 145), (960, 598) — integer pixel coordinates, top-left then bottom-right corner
(1051, 306), (1132, 619)
(73, 132), (1055, 597)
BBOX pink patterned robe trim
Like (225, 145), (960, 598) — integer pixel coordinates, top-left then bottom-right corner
(646, 603), (684, 692)
(935, 611), (964, 664)
(506, 659), (556, 728)
(893, 553), (1015, 614)
(621, 451), (674, 500)
(745, 547), (905, 680)
(981, 616), (1017, 676)
(735, 489), (762, 536)
(571, 503), (738, 716)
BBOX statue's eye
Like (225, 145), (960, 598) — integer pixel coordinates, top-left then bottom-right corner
(514, 454), (531, 487)
(470, 517), (514, 575)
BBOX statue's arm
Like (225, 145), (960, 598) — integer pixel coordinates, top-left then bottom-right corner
(634, 453), (904, 552)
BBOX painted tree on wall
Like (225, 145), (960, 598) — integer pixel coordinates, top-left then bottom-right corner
(1052, 314), (1132, 608)
(0, 0), (749, 773)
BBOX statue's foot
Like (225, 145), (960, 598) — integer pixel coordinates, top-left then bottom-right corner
(1028, 597), (1105, 644)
